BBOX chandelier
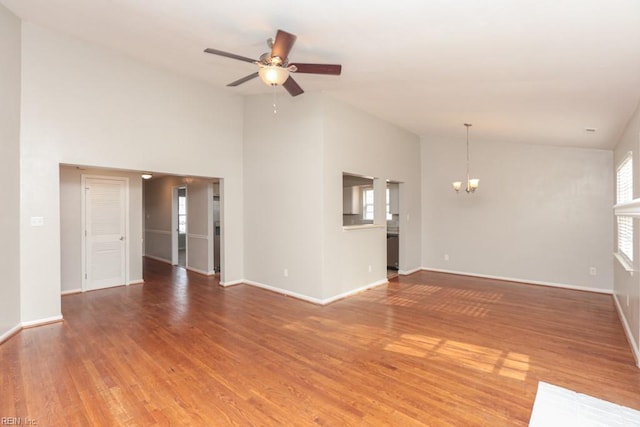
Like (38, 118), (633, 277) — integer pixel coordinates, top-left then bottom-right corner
(452, 123), (479, 193)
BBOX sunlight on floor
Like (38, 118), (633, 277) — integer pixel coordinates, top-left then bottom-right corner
(379, 284), (504, 318)
(385, 334), (530, 380)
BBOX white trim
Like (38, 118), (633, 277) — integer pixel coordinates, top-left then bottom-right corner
(614, 252), (635, 275)
(145, 228), (171, 235)
(186, 266), (216, 276)
(614, 199), (640, 216)
(171, 186), (179, 265)
(0, 323), (22, 344)
(241, 279), (388, 305)
(321, 279), (388, 305)
(207, 182), (215, 276)
(127, 280), (144, 285)
(22, 315), (63, 328)
(399, 267), (421, 276)
(61, 289), (82, 295)
(342, 224), (385, 231)
(220, 279), (243, 287)
(421, 267), (613, 294)
(243, 280), (325, 304)
(613, 293), (640, 368)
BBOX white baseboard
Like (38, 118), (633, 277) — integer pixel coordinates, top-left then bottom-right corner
(421, 267), (614, 295)
(186, 267), (216, 276)
(399, 267), (421, 276)
(61, 288), (82, 295)
(220, 279), (243, 287)
(243, 280), (325, 305)
(613, 294), (640, 368)
(321, 279), (389, 305)
(22, 315), (63, 329)
(127, 279), (145, 285)
(242, 278), (388, 306)
(0, 323), (22, 344)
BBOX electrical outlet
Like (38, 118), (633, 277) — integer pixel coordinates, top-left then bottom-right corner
(283, 268), (288, 277)
(589, 267), (597, 276)
(30, 216), (44, 226)
(444, 254), (449, 261)
(368, 265), (372, 273)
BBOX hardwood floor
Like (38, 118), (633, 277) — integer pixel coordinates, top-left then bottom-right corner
(2, 259), (639, 426)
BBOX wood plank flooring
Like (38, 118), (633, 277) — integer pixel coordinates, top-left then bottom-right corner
(1, 258), (639, 425)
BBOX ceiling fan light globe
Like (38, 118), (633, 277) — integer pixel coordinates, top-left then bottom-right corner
(259, 65), (289, 86)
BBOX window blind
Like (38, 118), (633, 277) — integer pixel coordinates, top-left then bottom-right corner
(617, 154), (632, 204)
(618, 216), (633, 263)
(616, 153), (633, 264)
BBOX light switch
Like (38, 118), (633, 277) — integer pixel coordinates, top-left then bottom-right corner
(30, 216), (44, 226)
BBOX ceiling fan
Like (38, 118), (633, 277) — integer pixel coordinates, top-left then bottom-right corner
(204, 29), (342, 97)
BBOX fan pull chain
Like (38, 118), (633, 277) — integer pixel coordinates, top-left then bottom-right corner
(272, 84), (278, 114)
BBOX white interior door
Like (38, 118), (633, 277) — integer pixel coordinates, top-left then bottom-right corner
(84, 177), (128, 291)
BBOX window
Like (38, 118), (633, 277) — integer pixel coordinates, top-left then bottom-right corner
(618, 216), (633, 263)
(617, 154), (633, 204)
(616, 153), (633, 264)
(362, 188), (375, 221)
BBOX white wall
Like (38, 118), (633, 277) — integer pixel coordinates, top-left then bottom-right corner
(59, 166), (144, 293)
(19, 23), (244, 324)
(244, 94), (421, 302)
(613, 100), (640, 362)
(422, 135), (613, 291)
(243, 94), (325, 299)
(0, 3), (21, 338)
(186, 179), (214, 275)
(144, 176), (180, 263)
(322, 96), (422, 300)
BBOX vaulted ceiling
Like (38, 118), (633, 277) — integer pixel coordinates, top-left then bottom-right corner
(3, 0), (640, 149)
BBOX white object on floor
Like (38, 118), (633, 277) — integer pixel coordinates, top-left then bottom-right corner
(529, 382), (640, 426)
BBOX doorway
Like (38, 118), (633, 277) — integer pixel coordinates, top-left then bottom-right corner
(82, 175), (129, 291)
(213, 182), (221, 273)
(386, 181), (400, 279)
(172, 186), (187, 268)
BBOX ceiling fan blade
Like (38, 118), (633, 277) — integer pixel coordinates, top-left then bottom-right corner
(227, 72), (259, 87)
(282, 76), (304, 97)
(289, 63), (342, 75)
(271, 30), (297, 62)
(204, 48), (257, 64)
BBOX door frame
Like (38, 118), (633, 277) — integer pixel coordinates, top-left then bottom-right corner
(81, 174), (130, 291)
(171, 186), (187, 266)
(386, 180), (402, 273)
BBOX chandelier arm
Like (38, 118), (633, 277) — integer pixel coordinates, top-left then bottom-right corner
(453, 123), (478, 194)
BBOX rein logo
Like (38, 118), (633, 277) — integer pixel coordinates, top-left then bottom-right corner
(1, 418), (37, 425)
